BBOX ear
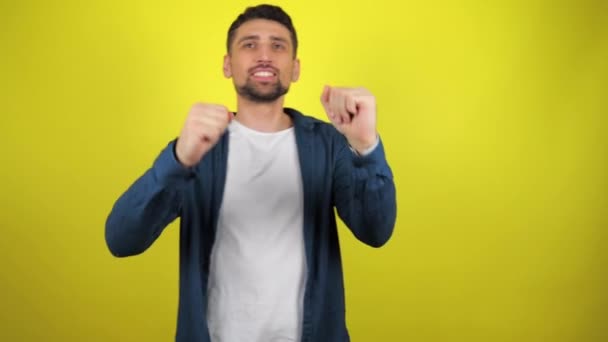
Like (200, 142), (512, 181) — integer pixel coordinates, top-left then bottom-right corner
(291, 58), (300, 82)
(223, 54), (232, 78)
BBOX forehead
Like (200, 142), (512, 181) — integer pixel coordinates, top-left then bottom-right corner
(233, 19), (292, 42)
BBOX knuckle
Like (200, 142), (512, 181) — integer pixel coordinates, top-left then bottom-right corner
(190, 102), (206, 111)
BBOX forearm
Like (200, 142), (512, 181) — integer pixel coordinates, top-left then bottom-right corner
(105, 140), (193, 257)
(334, 137), (397, 247)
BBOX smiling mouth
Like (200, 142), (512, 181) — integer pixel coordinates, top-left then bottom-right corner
(250, 70), (278, 84)
(253, 71), (275, 77)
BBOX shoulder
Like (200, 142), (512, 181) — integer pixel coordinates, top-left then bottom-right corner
(285, 107), (341, 138)
(285, 107), (350, 156)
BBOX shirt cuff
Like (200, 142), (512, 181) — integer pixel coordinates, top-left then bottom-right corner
(349, 136), (380, 157)
(152, 139), (196, 186)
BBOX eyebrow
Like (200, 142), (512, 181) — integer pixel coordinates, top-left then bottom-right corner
(237, 35), (290, 45)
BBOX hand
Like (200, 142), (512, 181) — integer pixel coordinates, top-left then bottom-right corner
(320, 85), (377, 153)
(175, 103), (233, 167)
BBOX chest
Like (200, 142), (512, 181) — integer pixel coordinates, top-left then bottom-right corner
(221, 127), (304, 216)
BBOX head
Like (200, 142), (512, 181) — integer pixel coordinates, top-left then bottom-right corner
(223, 4), (300, 103)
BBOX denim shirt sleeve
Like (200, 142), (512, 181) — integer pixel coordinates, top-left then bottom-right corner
(332, 135), (397, 247)
(105, 139), (193, 257)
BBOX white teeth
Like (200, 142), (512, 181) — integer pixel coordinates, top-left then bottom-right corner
(254, 71), (273, 77)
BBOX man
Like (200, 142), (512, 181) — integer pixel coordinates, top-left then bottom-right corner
(105, 4), (396, 342)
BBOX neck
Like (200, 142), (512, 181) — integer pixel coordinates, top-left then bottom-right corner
(235, 96), (292, 132)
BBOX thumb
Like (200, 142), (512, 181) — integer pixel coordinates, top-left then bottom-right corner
(223, 107), (235, 122)
(320, 85), (331, 106)
(320, 85), (332, 117)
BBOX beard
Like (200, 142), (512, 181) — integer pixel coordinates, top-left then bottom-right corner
(235, 78), (289, 103)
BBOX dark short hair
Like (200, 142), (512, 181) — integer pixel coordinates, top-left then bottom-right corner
(227, 4), (298, 57)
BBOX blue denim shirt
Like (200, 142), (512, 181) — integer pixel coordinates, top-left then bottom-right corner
(105, 108), (397, 342)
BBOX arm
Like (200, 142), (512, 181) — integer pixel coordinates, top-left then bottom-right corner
(321, 85), (397, 247)
(105, 102), (234, 257)
(333, 135), (397, 247)
(105, 140), (192, 257)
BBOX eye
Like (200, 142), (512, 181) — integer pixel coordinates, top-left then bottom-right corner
(273, 43), (286, 50)
(243, 42), (255, 49)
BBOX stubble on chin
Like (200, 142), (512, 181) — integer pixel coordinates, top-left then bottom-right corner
(236, 79), (289, 103)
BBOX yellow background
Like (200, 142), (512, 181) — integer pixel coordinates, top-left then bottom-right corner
(1, 0), (607, 341)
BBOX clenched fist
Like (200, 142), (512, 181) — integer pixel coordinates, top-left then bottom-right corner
(175, 103), (234, 167)
(320, 86), (378, 154)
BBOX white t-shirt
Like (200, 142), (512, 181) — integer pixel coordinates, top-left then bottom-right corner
(206, 119), (307, 342)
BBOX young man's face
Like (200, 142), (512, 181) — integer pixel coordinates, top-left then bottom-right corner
(224, 19), (300, 103)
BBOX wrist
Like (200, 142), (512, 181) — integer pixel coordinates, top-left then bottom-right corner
(174, 140), (195, 168)
(348, 134), (378, 154)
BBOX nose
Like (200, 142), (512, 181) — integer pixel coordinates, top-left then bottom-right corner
(256, 44), (273, 64)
